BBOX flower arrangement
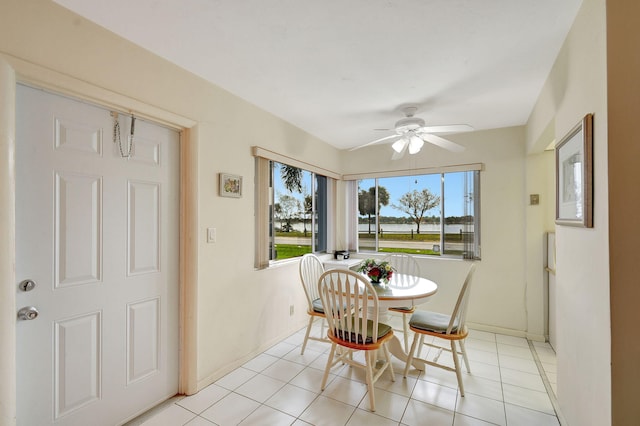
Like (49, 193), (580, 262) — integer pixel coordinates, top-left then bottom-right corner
(356, 259), (395, 284)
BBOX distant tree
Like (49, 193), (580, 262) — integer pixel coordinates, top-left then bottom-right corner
(280, 164), (303, 193)
(358, 186), (389, 234)
(274, 202), (283, 230)
(277, 193), (300, 232)
(392, 189), (440, 234)
(302, 194), (312, 235)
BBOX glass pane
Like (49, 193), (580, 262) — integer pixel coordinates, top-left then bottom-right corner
(272, 162), (312, 260)
(378, 174), (442, 256)
(357, 179), (377, 252)
(443, 171), (472, 256)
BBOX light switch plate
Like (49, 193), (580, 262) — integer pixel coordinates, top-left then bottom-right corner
(207, 227), (216, 243)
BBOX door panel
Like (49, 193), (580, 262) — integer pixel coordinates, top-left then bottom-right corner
(126, 297), (160, 384)
(128, 180), (160, 275)
(55, 172), (102, 288)
(54, 311), (102, 419)
(16, 85), (179, 425)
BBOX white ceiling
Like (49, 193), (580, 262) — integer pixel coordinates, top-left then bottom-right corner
(54, 0), (582, 151)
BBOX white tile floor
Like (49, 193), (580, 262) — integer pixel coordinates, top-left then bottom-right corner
(130, 316), (559, 426)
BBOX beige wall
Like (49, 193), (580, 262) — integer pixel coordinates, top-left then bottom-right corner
(607, 0), (640, 424)
(526, 0), (610, 424)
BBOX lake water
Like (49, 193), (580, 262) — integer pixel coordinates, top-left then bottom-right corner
(359, 223), (471, 234)
(286, 222), (472, 234)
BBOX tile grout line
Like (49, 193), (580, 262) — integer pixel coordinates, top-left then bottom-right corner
(496, 337), (509, 426)
(527, 340), (565, 425)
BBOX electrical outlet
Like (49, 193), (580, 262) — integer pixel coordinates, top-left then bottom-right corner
(289, 305), (294, 316)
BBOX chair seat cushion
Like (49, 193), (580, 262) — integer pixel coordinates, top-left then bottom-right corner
(311, 298), (324, 314)
(388, 306), (415, 313)
(410, 310), (459, 334)
(335, 319), (393, 344)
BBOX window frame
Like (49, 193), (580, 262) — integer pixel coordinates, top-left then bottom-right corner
(253, 147), (338, 268)
(348, 164), (482, 260)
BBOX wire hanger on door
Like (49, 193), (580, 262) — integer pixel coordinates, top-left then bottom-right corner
(111, 111), (135, 158)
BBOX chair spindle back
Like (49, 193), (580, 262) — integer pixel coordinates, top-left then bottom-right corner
(318, 269), (381, 345)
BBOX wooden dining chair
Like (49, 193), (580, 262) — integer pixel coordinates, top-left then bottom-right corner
(318, 269), (395, 412)
(298, 253), (329, 354)
(403, 263), (476, 396)
(383, 253), (420, 351)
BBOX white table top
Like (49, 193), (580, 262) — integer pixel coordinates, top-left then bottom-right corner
(367, 273), (438, 308)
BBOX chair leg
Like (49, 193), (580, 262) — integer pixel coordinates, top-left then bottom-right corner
(459, 339), (471, 373)
(365, 351), (376, 412)
(382, 343), (395, 382)
(321, 343), (337, 391)
(402, 313), (410, 351)
(451, 340), (465, 396)
(403, 333), (420, 378)
(300, 315), (315, 355)
(416, 334), (425, 358)
(320, 317), (326, 341)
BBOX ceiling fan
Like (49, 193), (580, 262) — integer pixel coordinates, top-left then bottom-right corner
(351, 107), (473, 160)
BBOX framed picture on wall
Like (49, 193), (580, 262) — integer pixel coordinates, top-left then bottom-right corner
(555, 113), (593, 227)
(219, 173), (242, 198)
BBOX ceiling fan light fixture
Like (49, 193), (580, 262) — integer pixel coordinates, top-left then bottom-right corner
(391, 139), (406, 153)
(408, 135), (424, 154)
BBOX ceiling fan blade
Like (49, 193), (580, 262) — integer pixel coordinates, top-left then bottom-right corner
(421, 133), (466, 152)
(417, 124), (474, 134)
(391, 138), (407, 153)
(408, 136), (424, 154)
(349, 134), (400, 151)
(391, 141), (408, 160)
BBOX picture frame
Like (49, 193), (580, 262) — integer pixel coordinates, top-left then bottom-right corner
(555, 113), (593, 227)
(219, 173), (242, 198)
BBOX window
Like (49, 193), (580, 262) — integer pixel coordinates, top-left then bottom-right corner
(269, 162), (328, 261)
(253, 146), (338, 268)
(356, 170), (480, 259)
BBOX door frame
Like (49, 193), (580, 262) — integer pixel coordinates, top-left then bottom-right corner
(0, 54), (199, 425)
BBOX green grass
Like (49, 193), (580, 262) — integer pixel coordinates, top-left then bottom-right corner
(274, 244), (311, 259)
(275, 230), (471, 244)
(274, 244), (457, 258)
(274, 241), (464, 260)
(377, 247), (440, 256)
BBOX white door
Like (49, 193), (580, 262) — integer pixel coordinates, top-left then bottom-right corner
(15, 85), (180, 426)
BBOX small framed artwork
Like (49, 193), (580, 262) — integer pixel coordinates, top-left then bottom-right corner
(219, 173), (242, 198)
(555, 113), (593, 227)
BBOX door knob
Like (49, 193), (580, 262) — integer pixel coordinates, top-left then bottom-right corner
(17, 306), (39, 321)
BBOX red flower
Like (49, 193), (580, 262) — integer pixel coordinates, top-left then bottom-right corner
(368, 267), (380, 278)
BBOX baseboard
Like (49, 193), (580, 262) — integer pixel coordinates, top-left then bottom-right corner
(467, 322), (547, 342)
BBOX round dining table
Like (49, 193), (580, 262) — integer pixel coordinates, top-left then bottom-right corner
(365, 273), (438, 370)
(369, 273), (438, 308)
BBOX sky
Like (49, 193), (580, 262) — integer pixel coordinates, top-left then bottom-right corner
(273, 162), (470, 218)
(359, 173), (468, 217)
